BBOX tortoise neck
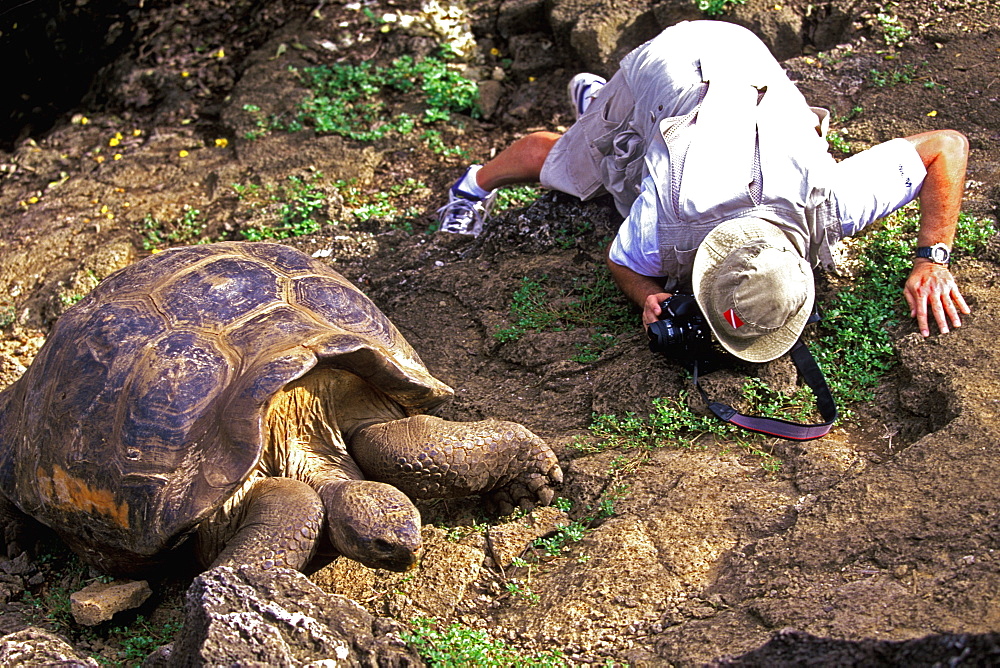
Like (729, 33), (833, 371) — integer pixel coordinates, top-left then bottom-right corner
(263, 367), (405, 467)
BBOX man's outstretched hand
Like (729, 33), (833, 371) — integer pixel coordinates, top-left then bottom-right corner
(903, 260), (970, 337)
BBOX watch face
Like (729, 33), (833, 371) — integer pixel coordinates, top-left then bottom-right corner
(919, 245), (950, 263)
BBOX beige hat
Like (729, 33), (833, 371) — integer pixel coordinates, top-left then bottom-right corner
(692, 217), (814, 363)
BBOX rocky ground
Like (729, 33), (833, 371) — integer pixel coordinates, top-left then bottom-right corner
(1, 0), (999, 665)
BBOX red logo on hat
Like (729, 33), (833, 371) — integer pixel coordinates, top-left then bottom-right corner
(723, 308), (744, 329)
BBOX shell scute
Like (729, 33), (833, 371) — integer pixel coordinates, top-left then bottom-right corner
(222, 303), (324, 361)
(242, 241), (334, 276)
(121, 330), (232, 463)
(152, 255), (286, 332)
(294, 276), (394, 342)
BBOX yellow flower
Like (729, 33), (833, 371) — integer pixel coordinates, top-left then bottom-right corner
(181, 70), (190, 78)
(132, 129), (142, 137)
(113, 153), (123, 160)
(529, 76), (536, 82)
(27, 196), (39, 205)
(927, 110), (938, 117)
(214, 137), (229, 148)
(80, 116), (90, 125)
(179, 150), (189, 158)
(109, 137), (120, 147)
(95, 155), (105, 163)
(490, 48), (500, 56)
(215, 48), (225, 58)
(100, 205), (109, 214)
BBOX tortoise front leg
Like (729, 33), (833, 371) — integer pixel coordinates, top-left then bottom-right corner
(349, 415), (563, 512)
(198, 477), (324, 571)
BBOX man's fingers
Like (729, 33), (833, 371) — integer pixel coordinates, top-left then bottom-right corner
(906, 265), (970, 336)
(952, 286), (971, 315)
(931, 296), (950, 335)
(904, 289), (916, 317)
(915, 297), (930, 337)
(943, 290), (966, 329)
(642, 292), (672, 327)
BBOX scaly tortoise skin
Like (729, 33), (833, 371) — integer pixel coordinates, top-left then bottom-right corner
(0, 242), (562, 576)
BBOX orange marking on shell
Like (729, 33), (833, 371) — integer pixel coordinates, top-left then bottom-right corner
(37, 465), (130, 528)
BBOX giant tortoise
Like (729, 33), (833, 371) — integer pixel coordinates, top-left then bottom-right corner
(0, 242), (562, 576)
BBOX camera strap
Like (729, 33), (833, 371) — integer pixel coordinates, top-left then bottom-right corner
(693, 339), (838, 441)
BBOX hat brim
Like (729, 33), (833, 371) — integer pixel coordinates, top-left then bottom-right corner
(692, 218), (814, 363)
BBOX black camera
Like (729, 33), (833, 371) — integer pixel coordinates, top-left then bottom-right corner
(647, 292), (714, 361)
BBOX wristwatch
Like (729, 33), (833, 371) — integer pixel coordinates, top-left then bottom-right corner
(915, 243), (951, 265)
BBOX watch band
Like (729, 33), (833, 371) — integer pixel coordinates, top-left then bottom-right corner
(915, 243), (950, 264)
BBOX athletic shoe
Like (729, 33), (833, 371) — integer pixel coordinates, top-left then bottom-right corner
(567, 73), (607, 119)
(436, 179), (497, 236)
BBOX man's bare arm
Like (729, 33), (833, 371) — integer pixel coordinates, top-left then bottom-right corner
(604, 246), (671, 327)
(903, 129), (971, 337)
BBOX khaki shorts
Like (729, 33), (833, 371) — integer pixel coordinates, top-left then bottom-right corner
(539, 70), (636, 211)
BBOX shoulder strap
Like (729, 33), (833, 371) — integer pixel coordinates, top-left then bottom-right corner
(694, 339), (837, 441)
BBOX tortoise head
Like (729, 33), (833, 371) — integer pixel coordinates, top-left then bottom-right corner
(320, 480), (422, 572)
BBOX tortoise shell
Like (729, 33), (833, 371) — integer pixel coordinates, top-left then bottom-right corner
(0, 242), (452, 570)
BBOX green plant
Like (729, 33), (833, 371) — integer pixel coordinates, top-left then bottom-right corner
(421, 129), (469, 159)
(875, 6), (911, 48)
(22, 583), (76, 631)
(276, 53), (480, 143)
(533, 521), (587, 558)
(826, 130), (853, 154)
(495, 185), (542, 212)
(20, 544), (97, 634)
(577, 390), (785, 471)
(234, 173), (330, 241)
(142, 205), (209, 249)
(241, 103), (271, 140)
(402, 617), (569, 667)
(494, 273), (632, 362)
(19, 542), (183, 666)
(868, 63), (918, 88)
(581, 393), (733, 452)
(495, 277), (558, 341)
(528, 487), (623, 559)
(834, 106), (864, 124)
(739, 378), (819, 424)
(331, 177), (426, 231)
(505, 579), (541, 604)
(696, 0), (747, 16)
(953, 211), (997, 256)
(108, 616), (183, 665)
(0, 300), (15, 328)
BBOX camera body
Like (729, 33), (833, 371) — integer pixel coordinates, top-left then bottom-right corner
(647, 292), (714, 361)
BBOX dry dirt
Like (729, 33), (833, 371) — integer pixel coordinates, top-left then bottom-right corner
(1, 0), (999, 665)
